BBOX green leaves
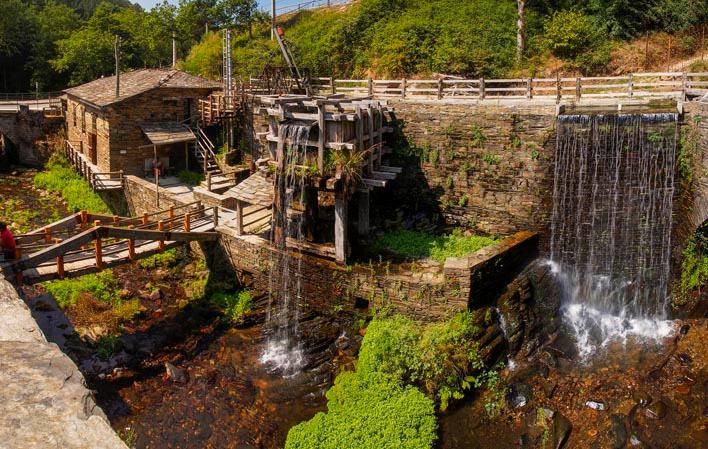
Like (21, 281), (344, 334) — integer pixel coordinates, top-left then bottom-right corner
(373, 229), (498, 263)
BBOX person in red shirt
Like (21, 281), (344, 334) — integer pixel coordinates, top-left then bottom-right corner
(0, 222), (16, 261)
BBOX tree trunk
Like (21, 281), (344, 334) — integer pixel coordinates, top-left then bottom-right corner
(517, 0), (525, 64)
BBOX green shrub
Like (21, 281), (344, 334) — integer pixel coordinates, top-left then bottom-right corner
(210, 290), (254, 323)
(285, 371), (437, 449)
(34, 153), (111, 214)
(44, 270), (119, 308)
(374, 229), (497, 263)
(96, 333), (121, 359)
(359, 312), (485, 411)
(138, 248), (180, 269)
(177, 170), (205, 187)
(679, 227), (707, 295)
(542, 10), (613, 74)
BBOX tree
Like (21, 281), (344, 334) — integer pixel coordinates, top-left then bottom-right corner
(517, 0), (526, 63)
(0, 0), (37, 90)
(214, 0), (258, 37)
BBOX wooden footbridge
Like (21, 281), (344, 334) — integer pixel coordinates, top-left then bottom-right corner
(1, 202), (220, 285)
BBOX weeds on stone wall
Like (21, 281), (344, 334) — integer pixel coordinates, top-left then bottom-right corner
(177, 170), (205, 186)
(674, 223), (707, 307)
(678, 115), (702, 186)
(210, 290), (254, 324)
(374, 229), (497, 263)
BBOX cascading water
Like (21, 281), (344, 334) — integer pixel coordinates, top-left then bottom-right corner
(261, 123), (312, 376)
(549, 112), (678, 358)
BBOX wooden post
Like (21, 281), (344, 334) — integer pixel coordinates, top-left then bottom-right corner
(55, 238), (65, 279)
(555, 73), (561, 104)
(212, 206), (219, 227)
(334, 191), (348, 264)
(127, 225), (135, 260)
(207, 172), (212, 191)
(575, 77), (581, 100)
(157, 220), (165, 251)
(95, 233), (103, 270)
(142, 213), (148, 225)
(437, 79), (443, 100)
(235, 201), (243, 235)
(628, 73), (634, 97)
(184, 212), (191, 232)
(479, 77), (485, 100)
(44, 227), (52, 243)
(317, 103), (325, 174)
(330, 76), (336, 94)
(357, 189), (370, 236)
(81, 210), (88, 227)
(367, 78), (373, 96)
(526, 78), (532, 99)
(681, 72), (687, 101)
(401, 78), (407, 99)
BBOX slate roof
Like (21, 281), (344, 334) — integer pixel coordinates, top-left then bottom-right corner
(64, 69), (221, 108)
(224, 172), (274, 207)
(140, 122), (195, 145)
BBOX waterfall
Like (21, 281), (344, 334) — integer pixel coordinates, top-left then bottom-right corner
(261, 123), (312, 376)
(549, 113), (678, 358)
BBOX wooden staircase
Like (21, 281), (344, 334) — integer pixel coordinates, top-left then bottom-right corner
(191, 126), (236, 192)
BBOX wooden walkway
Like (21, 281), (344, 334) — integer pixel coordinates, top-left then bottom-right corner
(1, 202), (220, 285)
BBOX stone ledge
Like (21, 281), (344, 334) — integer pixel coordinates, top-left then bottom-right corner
(0, 280), (127, 449)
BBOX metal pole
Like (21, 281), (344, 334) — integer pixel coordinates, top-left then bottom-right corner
(114, 36), (120, 98)
(271, 0), (276, 40)
(172, 31), (177, 68)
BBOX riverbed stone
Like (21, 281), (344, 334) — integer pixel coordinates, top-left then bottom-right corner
(645, 401), (667, 419)
(609, 414), (628, 449)
(552, 411), (572, 449)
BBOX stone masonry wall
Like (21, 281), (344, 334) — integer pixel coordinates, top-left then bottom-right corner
(386, 100), (558, 237)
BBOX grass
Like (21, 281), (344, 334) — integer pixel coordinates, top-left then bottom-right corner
(210, 290), (254, 324)
(138, 248), (181, 269)
(43, 270), (120, 308)
(374, 229), (498, 263)
(33, 153), (110, 214)
(177, 170), (205, 186)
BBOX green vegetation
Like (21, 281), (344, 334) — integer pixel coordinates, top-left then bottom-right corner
(138, 248), (181, 269)
(286, 370), (436, 449)
(374, 229), (497, 263)
(210, 290), (254, 323)
(286, 312), (504, 448)
(96, 333), (122, 359)
(44, 270), (119, 308)
(679, 225), (707, 297)
(177, 170), (205, 186)
(34, 153), (111, 214)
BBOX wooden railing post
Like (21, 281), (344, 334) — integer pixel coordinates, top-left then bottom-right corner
(127, 225), (135, 260)
(207, 172), (212, 191)
(367, 78), (373, 96)
(437, 79), (443, 100)
(43, 227), (52, 243)
(556, 73), (562, 104)
(575, 77), (581, 100)
(212, 206), (219, 227)
(681, 72), (687, 101)
(526, 78), (533, 99)
(330, 76), (336, 94)
(54, 238), (64, 279)
(157, 220), (165, 251)
(184, 212), (191, 232)
(80, 210), (88, 227)
(628, 73), (634, 97)
(479, 77), (485, 100)
(401, 78), (407, 99)
(142, 213), (148, 226)
(94, 220), (103, 270)
(235, 201), (243, 235)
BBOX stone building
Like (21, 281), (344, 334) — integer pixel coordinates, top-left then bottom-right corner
(63, 69), (220, 177)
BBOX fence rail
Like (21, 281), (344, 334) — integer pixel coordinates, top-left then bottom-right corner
(250, 72), (708, 102)
(275, 0), (354, 16)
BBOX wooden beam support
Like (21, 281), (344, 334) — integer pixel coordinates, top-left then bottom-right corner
(157, 220), (165, 250)
(235, 201), (243, 235)
(317, 103), (326, 174)
(127, 225), (135, 261)
(334, 191), (348, 264)
(103, 227), (218, 242)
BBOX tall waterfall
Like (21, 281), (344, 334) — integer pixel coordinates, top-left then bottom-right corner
(261, 123), (312, 376)
(549, 113), (678, 357)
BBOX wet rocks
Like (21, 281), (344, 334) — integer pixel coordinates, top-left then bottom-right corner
(164, 362), (189, 383)
(552, 411), (572, 449)
(609, 414), (627, 449)
(679, 324), (690, 336)
(644, 400), (666, 419)
(632, 391), (652, 407)
(585, 400), (608, 411)
(507, 383), (532, 409)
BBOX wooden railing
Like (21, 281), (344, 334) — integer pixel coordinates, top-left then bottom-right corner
(65, 140), (124, 191)
(198, 93), (242, 125)
(249, 72), (708, 102)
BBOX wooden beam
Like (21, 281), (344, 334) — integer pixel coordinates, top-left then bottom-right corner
(103, 227), (219, 242)
(317, 103), (326, 174)
(335, 192), (348, 264)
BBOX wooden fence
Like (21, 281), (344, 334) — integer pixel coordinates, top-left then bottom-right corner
(250, 72), (708, 102)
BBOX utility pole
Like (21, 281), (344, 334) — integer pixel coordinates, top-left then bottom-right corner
(516, 0), (525, 64)
(172, 31), (177, 68)
(114, 35), (120, 98)
(271, 0), (276, 40)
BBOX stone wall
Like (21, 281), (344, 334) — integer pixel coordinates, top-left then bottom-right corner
(385, 100), (558, 237)
(0, 107), (63, 166)
(0, 279), (127, 449)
